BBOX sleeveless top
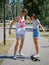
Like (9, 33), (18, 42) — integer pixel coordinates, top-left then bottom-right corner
(19, 16), (25, 28)
(16, 16), (26, 34)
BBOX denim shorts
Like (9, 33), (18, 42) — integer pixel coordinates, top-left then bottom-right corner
(33, 29), (40, 38)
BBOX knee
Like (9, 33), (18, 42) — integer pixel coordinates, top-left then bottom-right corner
(15, 41), (19, 46)
(21, 40), (24, 44)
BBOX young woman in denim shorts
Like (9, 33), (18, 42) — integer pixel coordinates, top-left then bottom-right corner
(30, 14), (45, 60)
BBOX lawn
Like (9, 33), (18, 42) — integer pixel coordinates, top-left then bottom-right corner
(0, 40), (14, 54)
(0, 60), (3, 65)
(41, 34), (49, 37)
(0, 40), (14, 65)
(41, 32), (49, 40)
(0, 24), (3, 27)
(0, 31), (15, 65)
(8, 33), (16, 38)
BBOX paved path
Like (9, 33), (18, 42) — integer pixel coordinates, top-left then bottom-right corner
(1, 30), (49, 65)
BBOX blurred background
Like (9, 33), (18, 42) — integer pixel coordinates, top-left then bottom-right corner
(0, 0), (49, 27)
(0, 0), (49, 65)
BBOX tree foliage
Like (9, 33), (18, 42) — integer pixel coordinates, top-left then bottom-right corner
(23, 0), (44, 16)
(0, 0), (9, 20)
(23, 0), (49, 26)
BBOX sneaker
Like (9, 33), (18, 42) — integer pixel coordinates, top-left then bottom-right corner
(33, 54), (40, 58)
(13, 55), (16, 59)
(19, 52), (24, 57)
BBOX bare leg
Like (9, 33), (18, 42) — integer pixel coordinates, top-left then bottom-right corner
(19, 38), (24, 53)
(33, 38), (40, 54)
(14, 39), (19, 56)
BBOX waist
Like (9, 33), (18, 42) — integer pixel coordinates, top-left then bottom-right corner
(33, 29), (39, 31)
(33, 25), (39, 29)
(33, 27), (39, 29)
(20, 25), (25, 28)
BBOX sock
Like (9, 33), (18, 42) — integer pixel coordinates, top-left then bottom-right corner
(33, 54), (40, 58)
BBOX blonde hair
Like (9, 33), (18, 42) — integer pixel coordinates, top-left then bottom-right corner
(22, 9), (28, 13)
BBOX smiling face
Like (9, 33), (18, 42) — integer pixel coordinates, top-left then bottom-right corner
(31, 16), (35, 21)
(31, 14), (38, 21)
(21, 9), (28, 16)
(23, 12), (27, 16)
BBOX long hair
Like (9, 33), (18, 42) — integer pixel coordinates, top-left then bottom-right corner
(30, 14), (38, 20)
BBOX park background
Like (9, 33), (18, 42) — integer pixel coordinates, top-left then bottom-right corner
(0, 0), (49, 65)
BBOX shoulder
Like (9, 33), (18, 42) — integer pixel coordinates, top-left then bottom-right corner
(37, 19), (39, 21)
(14, 16), (19, 21)
(36, 19), (40, 23)
(13, 16), (19, 22)
(15, 16), (19, 19)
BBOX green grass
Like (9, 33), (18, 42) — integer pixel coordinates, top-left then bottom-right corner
(0, 40), (14, 65)
(41, 34), (49, 37)
(26, 23), (32, 25)
(0, 24), (3, 27)
(0, 60), (3, 65)
(8, 33), (16, 38)
(0, 40), (14, 54)
(0, 23), (10, 27)
(0, 31), (15, 64)
(41, 32), (49, 40)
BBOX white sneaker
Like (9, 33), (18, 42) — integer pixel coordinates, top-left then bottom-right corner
(33, 54), (40, 58)
(19, 52), (24, 57)
(13, 55), (16, 59)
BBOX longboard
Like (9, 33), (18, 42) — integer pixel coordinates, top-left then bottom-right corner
(13, 55), (25, 61)
(13, 55), (41, 61)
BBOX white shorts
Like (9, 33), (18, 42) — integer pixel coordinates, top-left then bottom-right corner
(16, 34), (25, 39)
(16, 28), (25, 34)
(16, 28), (25, 39)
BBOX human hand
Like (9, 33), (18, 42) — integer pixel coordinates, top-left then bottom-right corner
(42, 28), (46, 32)
(9, 29), (11, 35)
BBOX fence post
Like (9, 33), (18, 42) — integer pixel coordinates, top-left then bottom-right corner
(4, 0), (6, 45)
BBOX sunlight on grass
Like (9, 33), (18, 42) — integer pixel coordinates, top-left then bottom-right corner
(0, 40), (14, 65)
(0, 40), (14, 54)
(41, 34), (49, 37)
(8, 33), (16, 38)
(41, 32), (49, 40)
(0, 60), (3, 65)
(0, 24), (3, 27)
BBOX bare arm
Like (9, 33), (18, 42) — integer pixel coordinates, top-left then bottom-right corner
(25, 16), (32, 24)
(39, 24), (45, 32)
(9, 17), (19, 35)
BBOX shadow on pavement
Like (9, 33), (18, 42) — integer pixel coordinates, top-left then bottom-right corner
(0, 55), (31, 61)
(0, 56), (13, 59)
(41, 45), (49, 48)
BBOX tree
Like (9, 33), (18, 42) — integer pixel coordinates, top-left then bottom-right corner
(0, 0), (9, 21)
(39, 0), (49, 26)
(23, 0), (49, 27)
(10, 0), (23, 19)
(23, 0), (44, 16)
